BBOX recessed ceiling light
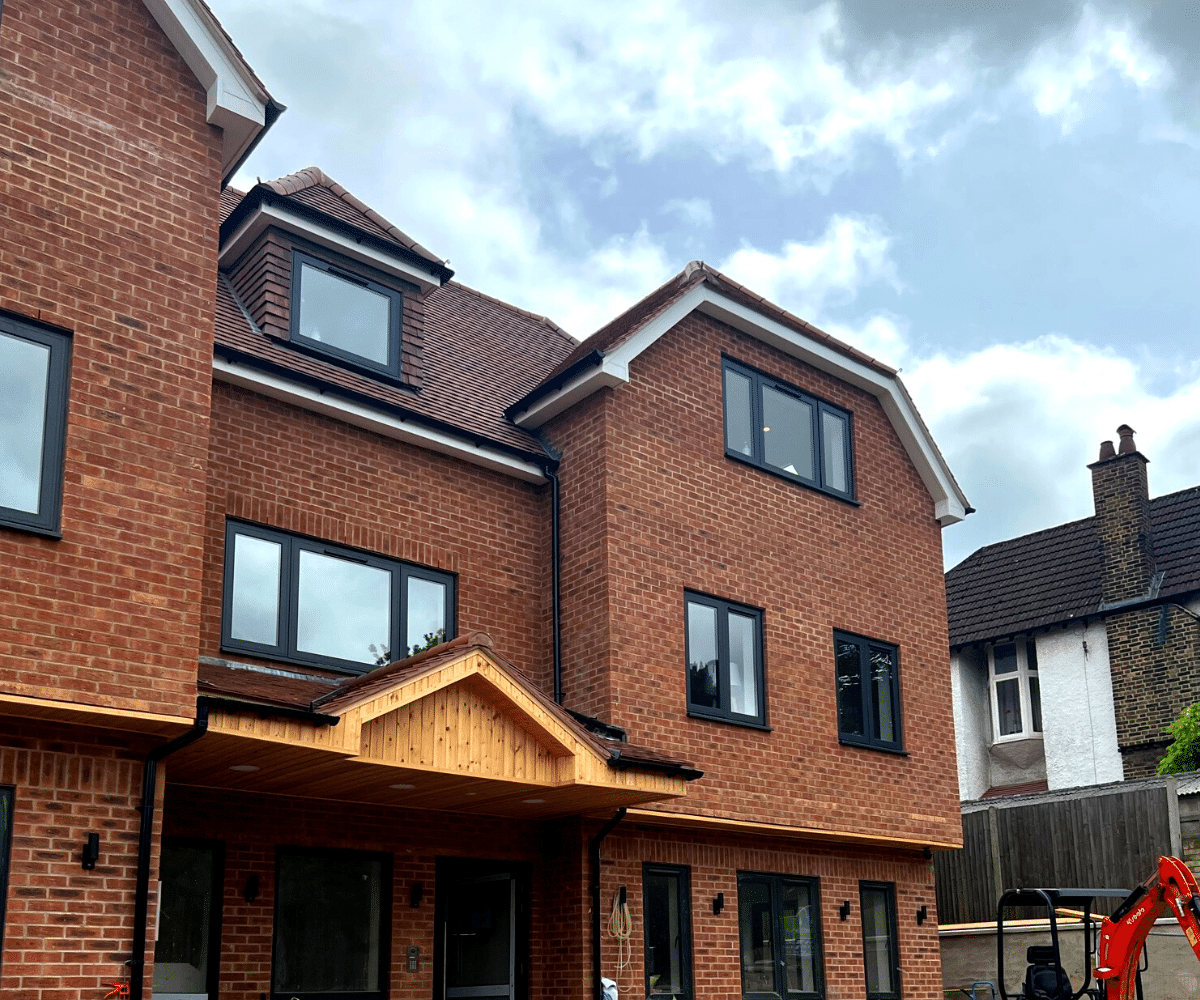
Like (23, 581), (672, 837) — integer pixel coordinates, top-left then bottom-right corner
(229, 764), (259, 772)
(522, 798), (545, 804)
(465, 791), (477, 796)
(389, 782), (416, 790)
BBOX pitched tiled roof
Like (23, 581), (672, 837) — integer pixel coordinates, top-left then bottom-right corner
(946, 484), (1200, 647)
(264, 167), (445, 266)
(215, 274), (576, 456)
(219, 186), (243, 224)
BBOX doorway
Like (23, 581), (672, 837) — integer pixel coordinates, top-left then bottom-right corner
(152, 839), (224, 1000)
(435, 859), (529, 1000)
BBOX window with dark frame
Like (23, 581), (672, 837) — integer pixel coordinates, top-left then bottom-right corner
(643, 863), (694, 998)
(685, 591), (765, 726)
(737, 871), (824, 1000)
(859, 881), (900, 1000)
(289, 249), (404, 379)
(0, 312), (71, 536)
(834, 631), (903, 752)
(722, 357), (853, 500)
(273, 847), (390, 1000)
(222, 520), (455, 673)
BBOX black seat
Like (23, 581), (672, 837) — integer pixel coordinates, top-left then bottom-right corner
(1023, 945), (1072, 1000)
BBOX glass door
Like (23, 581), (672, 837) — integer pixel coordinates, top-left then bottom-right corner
(152, 840), (223, 1000)
(443, 871), (516, 1000)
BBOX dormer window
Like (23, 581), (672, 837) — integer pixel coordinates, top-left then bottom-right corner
(988, 639), (1041, 742)
(290, 250), (403, 377)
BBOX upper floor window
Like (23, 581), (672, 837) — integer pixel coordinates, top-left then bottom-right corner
(686, 591), (765, 727)
(290, 250), (403, 378)
(722, 357), (853, 500)
(222, 521), (454, 674)
(835, 631), (903, 753)
(989, 639), (1041, 741)
(0, 313), (71, 536)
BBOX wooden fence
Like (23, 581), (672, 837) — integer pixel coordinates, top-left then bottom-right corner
(935, 776), (1181, 925)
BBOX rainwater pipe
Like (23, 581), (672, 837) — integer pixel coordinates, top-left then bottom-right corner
(533, 431), (564, 705)
(129, 704), (210, 999)
(591, 808), (627, 1000)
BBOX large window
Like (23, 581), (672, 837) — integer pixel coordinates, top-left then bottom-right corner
(290, 250), (404, 378)
(738, 872), (824, 1000)
(222, 521), (454, 673)
(834, 632), (903, 753)
(722, 357), (853, 500)
(686, 591), (765, 726)
(643, 864), (693, 998)
(859, 882), (900, 1000)
(989, 639), (1042, 741)
(274, 848), (389, 1000)
(0, 313), (71, 535)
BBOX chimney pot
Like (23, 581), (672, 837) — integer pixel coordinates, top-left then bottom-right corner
(1117, 424), (1136, 455)
(1098, 440), (1116, 461)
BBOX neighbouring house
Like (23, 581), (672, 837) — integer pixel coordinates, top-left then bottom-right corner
(0, 3), (972, 1000)
(947, 426), (1200, 801)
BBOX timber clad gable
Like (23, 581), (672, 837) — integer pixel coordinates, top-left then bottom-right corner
(0, 3), (964, 999)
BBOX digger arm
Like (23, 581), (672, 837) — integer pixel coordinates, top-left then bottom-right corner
(1094, 856), (1200, 1000)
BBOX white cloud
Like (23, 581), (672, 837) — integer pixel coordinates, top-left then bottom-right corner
(661, 198), (714, 229)
(1020, 4), (1169, 131)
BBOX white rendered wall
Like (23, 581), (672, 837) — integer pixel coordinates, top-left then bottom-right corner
(1037, 622), (1124, 789)
(951, 648), (993, 801)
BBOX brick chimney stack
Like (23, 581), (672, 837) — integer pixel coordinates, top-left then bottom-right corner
(1089, 424), (1155, 605)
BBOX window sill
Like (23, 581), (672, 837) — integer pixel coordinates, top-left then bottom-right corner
(687, 708), (772, 732)
(725, 451), (859, 506)
(220, 641), (374, 678)
(0, 516), (62, 540)
(266, 332), (414, 390)
(838, 736), (908, 756)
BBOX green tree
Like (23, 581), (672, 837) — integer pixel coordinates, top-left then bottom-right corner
(1157, 702), (1200, 775)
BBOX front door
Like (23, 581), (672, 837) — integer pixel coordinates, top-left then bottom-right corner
(152, 839), (224, 1000)
(438, 861), (527, 1000)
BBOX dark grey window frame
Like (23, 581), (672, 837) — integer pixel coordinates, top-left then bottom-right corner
(0, 785), (12, 980)
(722, 356), (855, 502)
(643, 862), (694, 999)
(685, 590), (767, 728)
(271, 845), (392, 1000)
(221, 520), (455, 675)
(0, 312), (71, 537)
(834, 630), (904, 754)
(859, 881), (900, 1000)
(737, 870), (826, 1000)
(288, 249), (405, 380)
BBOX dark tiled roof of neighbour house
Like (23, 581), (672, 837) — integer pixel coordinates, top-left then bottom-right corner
(946, 484), (1200, 647)
(216, 175), (578, 456)
(199, 634), (701, 780)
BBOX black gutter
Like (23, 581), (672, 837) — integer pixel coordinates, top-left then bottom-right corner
(609, 750), (704, 782)
(129, 705), (210, 1000)
(197, 694), (340, 727)
(590, 808), (627, 1000)
(504, 349), (604, 423)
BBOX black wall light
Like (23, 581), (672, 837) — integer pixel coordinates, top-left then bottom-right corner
(410, 881), (424, 908)
(712, 892), (725, 915)
(244, 874), (259, 903)
(839, 900), (851, 921)
(81, 833), (100, 871)
(917, 905), (928, 925)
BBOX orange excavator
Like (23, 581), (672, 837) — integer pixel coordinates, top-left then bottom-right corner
(995, 856), (1200, 1000)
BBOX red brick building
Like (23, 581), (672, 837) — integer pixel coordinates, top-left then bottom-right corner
(0, 3), (970, 999)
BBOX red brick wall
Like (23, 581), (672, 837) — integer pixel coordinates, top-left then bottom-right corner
(0, 0), (222, 717)
(202, 384), (554, 691)
(551, 313), (961, 844)
(0, 725), (161, 1000)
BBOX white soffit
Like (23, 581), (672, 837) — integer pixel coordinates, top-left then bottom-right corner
(513, 284), (968, 526)
(213, 357), (547, 484)
(220, 202), (445, 292)
(142, 0), (270, 178)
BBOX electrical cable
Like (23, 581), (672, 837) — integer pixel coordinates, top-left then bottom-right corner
(607, 888), (634, 976)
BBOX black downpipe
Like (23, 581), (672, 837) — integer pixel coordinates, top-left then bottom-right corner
(129, 705), (210, 1000)
(590, 808), (627, 1000)
(548, 463), (563, 704)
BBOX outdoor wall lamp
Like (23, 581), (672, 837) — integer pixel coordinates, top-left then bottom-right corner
(712, 892), (724, 915)
(410, 881), (424, 908)
(839, 900), (851, 921)
(917, 905), (928, 925)
(244, 874), (259, 903)
(81, 832), (100, 871)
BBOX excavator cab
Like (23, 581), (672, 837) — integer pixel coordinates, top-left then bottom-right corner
(996, 886), (1132, 1000)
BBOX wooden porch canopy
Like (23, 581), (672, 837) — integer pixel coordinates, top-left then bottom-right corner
(166, 634), (698, 820)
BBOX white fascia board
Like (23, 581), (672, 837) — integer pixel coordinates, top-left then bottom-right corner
(513, 283), (967, 525)
(213, 357), (547, 484)
(220, 203), (444, 292)
(141, 0), (270, 178)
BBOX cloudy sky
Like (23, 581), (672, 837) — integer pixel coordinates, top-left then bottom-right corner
(209, 0), (1200, 568)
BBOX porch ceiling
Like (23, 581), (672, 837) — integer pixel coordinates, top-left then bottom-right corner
(167, 642), (691, 819)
